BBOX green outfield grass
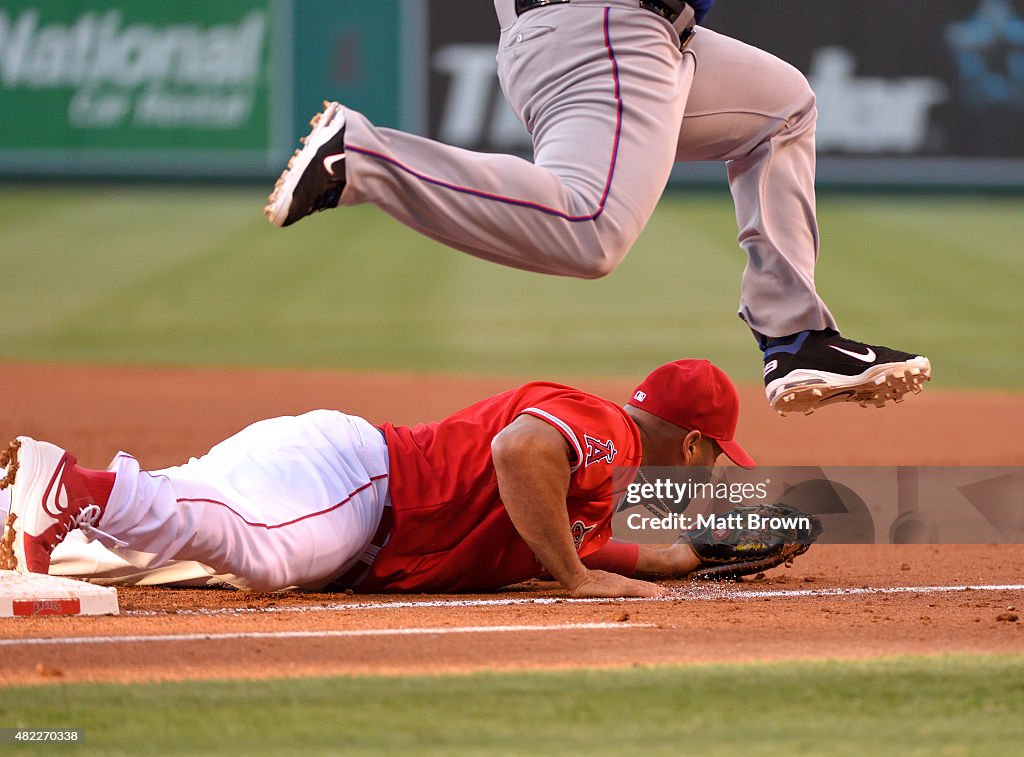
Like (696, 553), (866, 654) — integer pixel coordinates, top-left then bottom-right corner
(0, 186), (1020, 389)
(1, 655), (1022, 755)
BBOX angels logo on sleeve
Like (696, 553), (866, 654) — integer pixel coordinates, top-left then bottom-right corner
(570, 520), (596, 551)
(583, 434), (617, 467)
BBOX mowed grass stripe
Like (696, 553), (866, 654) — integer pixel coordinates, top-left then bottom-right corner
(1, 187), (1020, 389)
(0, 187), (260, 334)
(1, 654), (1022, 755)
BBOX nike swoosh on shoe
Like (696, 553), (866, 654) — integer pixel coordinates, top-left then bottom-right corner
(828, 345), (876, 362)
(322, 153), (346, 176)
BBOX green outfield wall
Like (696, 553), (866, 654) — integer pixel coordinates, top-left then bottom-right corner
(0, 0), (401, 177)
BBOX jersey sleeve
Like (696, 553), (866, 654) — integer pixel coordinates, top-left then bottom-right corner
(519, 404), (586, 472)
(519, 392), (634, 475)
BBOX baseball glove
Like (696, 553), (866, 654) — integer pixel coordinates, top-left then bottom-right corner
(677, 502), (823, 580)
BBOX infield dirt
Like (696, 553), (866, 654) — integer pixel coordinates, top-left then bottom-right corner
(0, 362), (1021, 686)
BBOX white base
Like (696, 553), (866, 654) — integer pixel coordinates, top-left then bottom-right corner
(0, 570), (119, 617)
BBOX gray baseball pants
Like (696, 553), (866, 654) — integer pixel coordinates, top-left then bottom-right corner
(340, 0), (838, 339)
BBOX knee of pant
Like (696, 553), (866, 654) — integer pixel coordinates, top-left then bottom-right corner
(575, 253), (620, 279)
(781, 67), (817, 120)
(571, 232), (632, 280)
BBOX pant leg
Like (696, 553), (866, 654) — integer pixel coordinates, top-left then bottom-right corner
(97, 411), (390, 592)
(675, 28), (838, 339)
(50, 532), (219, 586)
(340, 0), (690, 279)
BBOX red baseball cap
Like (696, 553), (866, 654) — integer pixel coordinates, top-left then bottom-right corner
(627, 359), (755, 469)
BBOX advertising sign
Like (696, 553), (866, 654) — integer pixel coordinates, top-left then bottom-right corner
(423, 0), (1024, 186)
(0, 0), (282, 175)
(710, 0), (1024, 160)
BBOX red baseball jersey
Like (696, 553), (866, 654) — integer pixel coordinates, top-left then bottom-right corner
(362, 382), (641, 592)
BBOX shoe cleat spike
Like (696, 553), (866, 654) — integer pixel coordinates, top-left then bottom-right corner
(0, 438), (21, 489)
(911, 385), (923, 394)
(810, 388), (823, 397)
(803, 407), (815, 416)
(894, 395), (905, 404)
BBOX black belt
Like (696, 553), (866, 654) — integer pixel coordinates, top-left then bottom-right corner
(514, 0), (697, 48)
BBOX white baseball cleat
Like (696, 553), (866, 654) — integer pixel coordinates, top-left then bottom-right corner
(265, 101), (348, 227)
(0, 437), (107, 573)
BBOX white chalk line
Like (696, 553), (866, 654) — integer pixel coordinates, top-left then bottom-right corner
(702, 584), (1024, 600)
(123, 583), (1024, 618)
(0, 622), (654, 648)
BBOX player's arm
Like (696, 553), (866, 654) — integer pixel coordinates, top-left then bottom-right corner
(584, 539), (701, 578)
(491, 415), (666, 598)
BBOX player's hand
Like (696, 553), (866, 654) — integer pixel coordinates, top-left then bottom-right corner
(632, 542), (701, 578)
(567, 569), (668, 598)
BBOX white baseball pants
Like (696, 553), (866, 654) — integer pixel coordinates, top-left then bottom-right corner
(92, 410), (390, 592)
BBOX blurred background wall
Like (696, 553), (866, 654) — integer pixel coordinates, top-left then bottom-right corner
(2, 0), (1023, 187)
